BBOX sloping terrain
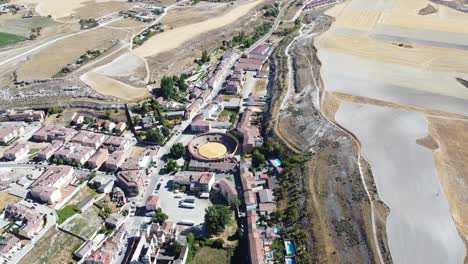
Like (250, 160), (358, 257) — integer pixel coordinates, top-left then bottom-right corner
(314, 0), (468, 263)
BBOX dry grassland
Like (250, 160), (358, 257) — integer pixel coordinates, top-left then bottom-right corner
(160, 2), (233, 29)
(17, 27), (127, 80)
(13, 0), (128, 18)
(0, 191), (21, 211)
(135, 0), (263, 58)
(19, 229), (81, 264)
(427, 116), (468, 239)
(317, 33), (468, 74)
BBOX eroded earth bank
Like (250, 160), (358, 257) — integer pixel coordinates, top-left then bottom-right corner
(269, 0), (468, 263)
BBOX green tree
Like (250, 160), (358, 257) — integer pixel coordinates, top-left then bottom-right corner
(160, 76), (177, 99)
(145, 128), (164, 144)
(252, 149), (266, 167)
(204, 205), (231, 234)
(105, 110), (111, 120)
(169, 143), (185, 159)
(230, 199), (241, 210)
(151, 208), (168, 224)
(164, 158), (179, 173)
(176, 76), (188, 92)
(48, 106), (63, 115)
(201, 50), (210, 64)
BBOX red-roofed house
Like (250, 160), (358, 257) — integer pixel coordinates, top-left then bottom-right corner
(145, 195), (160, 211)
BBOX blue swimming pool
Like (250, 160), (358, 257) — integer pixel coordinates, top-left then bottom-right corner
(284, 240), (296, 256)
(272, 159), (282, 167)
(274, 227), (279, 233)
(285, 257), (296, 264)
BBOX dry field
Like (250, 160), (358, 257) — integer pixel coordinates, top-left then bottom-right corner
(315, 0), (468, 262)
(19, 229), (81, 264)
(427, 116), (468, 239)
(13, 0), (128, 19)
(135, 0), (264, 58)
(17, 27), (130, 80)
(0, 191), (21, 211)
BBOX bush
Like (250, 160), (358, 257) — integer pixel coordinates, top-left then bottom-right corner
(48, 106), (63, 115)
(152, 208), (168, 224)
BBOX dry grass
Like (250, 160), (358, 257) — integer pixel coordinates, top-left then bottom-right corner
(135, 0), (263, 58)
(14, 0), (128, 18)
(253, 78), (268, 97)
(0, 191), (21, 211)
(17, 27), (126, 80)
(427, 116), (468, 238)
(19, 229), (82, 264)
(193, 247), (229, 264)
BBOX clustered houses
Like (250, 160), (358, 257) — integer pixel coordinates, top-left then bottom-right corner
(239, 157), (280, 264)
(172, 172), (216, 195)
(208, 52), (238, 89)
(2, 142), (29, 161)
(32, 125), (131, 170)
(0, 235), (21, 261)
(115, 146), (159, 197)
(0, 110), (45, 123)
(4, 203), (43, 239)
(32, 125), (77, 142)
(190, 100), (231, 133)
(221, 44), (271, 95)
(85, 225), (127, 264)
(29, 165), (75, 204)
(70, 112), (127, 134)
(237, 108), (263, 152)
(54, 142), (95, 165)
(120, 220), (179, 264)
(0, 124), (24, 144)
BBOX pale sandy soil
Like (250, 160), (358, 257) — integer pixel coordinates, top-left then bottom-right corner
(316, 0), (468, 262)
(335, 102), (466, 264)
(427, 116), (468, 240)
(13, 0), (128, 18)
(135, 0), (263, 58)
(80, 71), (149, 101)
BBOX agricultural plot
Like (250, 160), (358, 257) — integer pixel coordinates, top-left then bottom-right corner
(0, 32), (26, 47)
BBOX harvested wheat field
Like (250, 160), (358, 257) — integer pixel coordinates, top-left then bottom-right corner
(135, 0), (263, 58)
(13, 0), (128, 18)
(17, 27), (127, 80)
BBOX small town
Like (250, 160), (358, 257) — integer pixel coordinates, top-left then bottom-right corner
(0, 38), (301, 264)
(1, 0), (466, 263)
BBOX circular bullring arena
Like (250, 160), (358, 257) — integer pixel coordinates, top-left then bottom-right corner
(188, 132), (238, 161)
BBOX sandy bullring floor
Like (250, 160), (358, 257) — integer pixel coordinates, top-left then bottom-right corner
(198, 142), (227, 159)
